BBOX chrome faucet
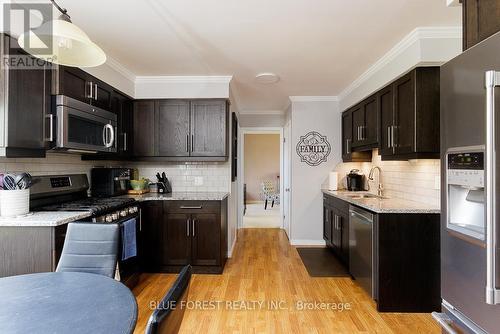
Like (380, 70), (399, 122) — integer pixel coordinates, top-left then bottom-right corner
(368, 166), (383, 196)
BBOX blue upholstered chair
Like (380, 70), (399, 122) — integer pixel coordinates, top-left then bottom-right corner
(56, 222), (120, 278)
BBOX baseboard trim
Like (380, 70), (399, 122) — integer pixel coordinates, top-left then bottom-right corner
(290, 239), (326, 247)
(227, 234), (237, 258)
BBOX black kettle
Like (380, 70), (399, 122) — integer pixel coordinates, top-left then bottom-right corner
(346, 169), (365, 191)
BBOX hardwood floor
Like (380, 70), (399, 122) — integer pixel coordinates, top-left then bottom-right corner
(133, 228), (440, 333)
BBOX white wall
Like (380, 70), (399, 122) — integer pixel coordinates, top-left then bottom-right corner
(238, 113), (285, 127)
(289, 100), (341, 245)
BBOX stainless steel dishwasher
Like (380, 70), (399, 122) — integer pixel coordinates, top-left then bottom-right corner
(349, 205), (374, 298)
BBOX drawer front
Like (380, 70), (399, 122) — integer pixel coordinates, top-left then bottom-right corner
(165, 200), (220, 214)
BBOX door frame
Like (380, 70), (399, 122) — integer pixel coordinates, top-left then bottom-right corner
(238, 127), (284, 230)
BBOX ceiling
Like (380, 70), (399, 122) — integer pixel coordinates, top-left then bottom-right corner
(57, 0), (461, 112)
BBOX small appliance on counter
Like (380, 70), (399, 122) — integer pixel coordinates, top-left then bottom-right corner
(91, 167), (131, 197)
(346, 169), (365, 191)
(156, 172), (172, 194)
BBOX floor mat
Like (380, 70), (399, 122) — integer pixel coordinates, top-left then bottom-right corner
(296, 247), (350, 277)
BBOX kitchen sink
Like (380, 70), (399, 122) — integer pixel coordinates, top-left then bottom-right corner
(342, 193), (389, 200)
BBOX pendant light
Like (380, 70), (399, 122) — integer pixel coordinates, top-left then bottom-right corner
(17, 0), (106, 67)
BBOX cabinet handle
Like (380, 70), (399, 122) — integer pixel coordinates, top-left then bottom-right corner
(191, 134), (194, 152)
(192, 219), (196, 237)
(391, 125), (396, 148)
(180, 206), (202, 209)
(186, 134), (190, 152)
(45, 114), (54, 142)
(186, 219), (190, 237)
(94, 83), (98, 100)
(123, 133), (127, 151)
(387, 126), (391, 148)
(87, 81), (94, 99)
(139, 209), (142, 231)
(346, 138), (351, 154)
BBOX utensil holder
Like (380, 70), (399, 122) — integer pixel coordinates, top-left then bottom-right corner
(0, 189), (30, 217)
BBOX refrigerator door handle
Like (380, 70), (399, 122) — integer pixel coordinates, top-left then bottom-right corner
(485, 70), (500, 305)
(431, 312), (459, 334)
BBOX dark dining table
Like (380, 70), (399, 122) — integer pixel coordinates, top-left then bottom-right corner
(0, 272), (137, 334)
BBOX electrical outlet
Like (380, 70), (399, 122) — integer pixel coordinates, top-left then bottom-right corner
(434, 175), (440, 190)
(194, 176), (204, 186)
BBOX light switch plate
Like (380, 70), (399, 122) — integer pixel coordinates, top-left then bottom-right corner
(194, 176), (204, 186)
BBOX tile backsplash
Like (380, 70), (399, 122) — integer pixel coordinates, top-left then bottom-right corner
(0, 153), (231, 193)
(335, 149), (440, 206)
(130, 162), (231, 192)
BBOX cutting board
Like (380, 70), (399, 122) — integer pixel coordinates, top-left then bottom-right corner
(127, 189), (150, 195)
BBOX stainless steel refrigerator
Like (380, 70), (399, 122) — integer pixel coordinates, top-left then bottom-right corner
(435, 31), (500, 334)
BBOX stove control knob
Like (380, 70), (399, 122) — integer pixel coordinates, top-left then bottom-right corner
(128, 207), (136, 214)
(120, 210), (128, 217)
(133, 207), (138, 213)
(105, 215), (113, 223)
(112, 213), (119, 220)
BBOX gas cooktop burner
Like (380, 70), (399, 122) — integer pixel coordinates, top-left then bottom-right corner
(39, 197), (136, 215)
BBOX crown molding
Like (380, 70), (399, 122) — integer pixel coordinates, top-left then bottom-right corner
(105, 57), (136, 82)
(446, 0), (461, 7)
(289, 96), (339, 102)
(338, 26), (461, 102)
(135, 75), (233, 84)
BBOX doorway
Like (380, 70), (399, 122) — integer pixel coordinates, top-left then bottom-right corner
(239, 128), (284, 229)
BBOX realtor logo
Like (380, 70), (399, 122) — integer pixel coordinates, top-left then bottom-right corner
(296, 131), (331, 166)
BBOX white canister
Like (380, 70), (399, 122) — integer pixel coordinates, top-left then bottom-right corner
(0, 189), (30, 217)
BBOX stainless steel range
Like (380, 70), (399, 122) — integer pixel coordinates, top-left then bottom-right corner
(30, 174), (141, 287)
(30, 174), (139, 224)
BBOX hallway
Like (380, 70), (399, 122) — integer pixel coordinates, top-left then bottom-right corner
(132, 229), (439, 333)
(242, 203), (281, 228)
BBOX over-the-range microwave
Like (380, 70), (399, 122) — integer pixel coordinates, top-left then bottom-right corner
(49, 95), (117, 154)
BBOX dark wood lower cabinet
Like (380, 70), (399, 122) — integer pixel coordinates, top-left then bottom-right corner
(0, 225), (67, 278)
(323, 195), (349, 266)
(375, 213), (440, 312)
(141, 199), (228, 274)
(323, 193), (440, 312)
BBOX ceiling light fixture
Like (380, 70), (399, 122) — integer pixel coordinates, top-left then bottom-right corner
(18, 0), (106, 67)
(255, 73), (280, 84)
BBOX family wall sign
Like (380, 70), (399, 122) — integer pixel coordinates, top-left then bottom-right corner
(296, 131), (331, 166)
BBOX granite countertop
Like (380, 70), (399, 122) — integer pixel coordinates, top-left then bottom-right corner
(0, 211), (93, 227)
(322, 189), (440, 214)
(124, 191), (230, 201)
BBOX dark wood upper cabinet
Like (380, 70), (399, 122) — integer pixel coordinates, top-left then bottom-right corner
(190, 100), (228, 157)
(132, 99), (229, 161)
(381, 67), (440, 160)
(341, 109), (371, 162)
(53, 66), (112, 110)
(157, 100), (190, 157)
(378, 85), (394, 157)
(133, 100), (156, 156)
(56, 66), (89, 103)
(92, 81), (113, 110)
(0, 34), (50, 157)
(352, 94), (378, 148)
(462, 0), (500, 50)
(342, 66), (439, 162)
(113, 90), (134, 156)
